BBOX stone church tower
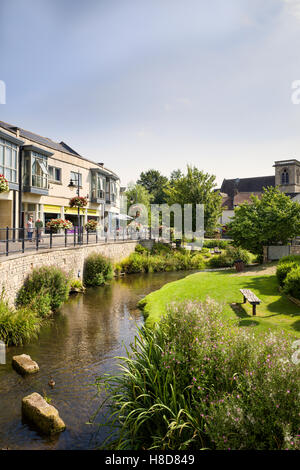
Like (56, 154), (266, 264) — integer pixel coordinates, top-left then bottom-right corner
(273, 159), (300, 194)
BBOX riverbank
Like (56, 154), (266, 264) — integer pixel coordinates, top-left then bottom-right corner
(139, 263), (300, 337)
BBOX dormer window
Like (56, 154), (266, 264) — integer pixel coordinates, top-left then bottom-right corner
(281, 168), (289, 185)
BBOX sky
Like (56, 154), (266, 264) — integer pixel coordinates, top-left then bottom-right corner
(1, 0), (300, 187)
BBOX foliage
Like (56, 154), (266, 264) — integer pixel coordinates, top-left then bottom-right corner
(208, 245), (252, 268)
(0, 174), (9, 193)
(16, 266), (70, 315)
(83, 253), (114, 286)
(0, 299), (42, 346)
(164, 165), (222, 234)
(117, 244), (205, 275)
(227, 187), (300, 255)
(95, 300), (300, 450)
(276, 262), (299, 287)
(203, 239), (230, 249)
(278, 254), (300, 266)
(46, 218), (73, 231)
(69, 196), (88, 208)
(137, 169), (168, 204)
(69, 279), (85, 293)
(135, 244), (150, 254)
(125, 183), (153, 221)
(85, 219), (98, 231)
(283, 266), (300, 299)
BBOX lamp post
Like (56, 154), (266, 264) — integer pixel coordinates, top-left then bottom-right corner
(68, 171), (82, 243)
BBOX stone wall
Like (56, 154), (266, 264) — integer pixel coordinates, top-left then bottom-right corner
(264, 244), (300, 262)
(0, 241), (137, 305)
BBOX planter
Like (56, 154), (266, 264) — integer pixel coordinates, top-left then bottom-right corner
(234, 259), (245, 272)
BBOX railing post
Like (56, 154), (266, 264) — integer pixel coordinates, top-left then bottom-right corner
(65, 229), (67, 247)
(74, 227), (76, 246)
(87, 229), (89, 245)
(50, 227), (53, 249)
(22, 228), (25, 253)
(36, 228), (39, 251)
(5, 226), (9, 256)
(96, 229), (98, 244)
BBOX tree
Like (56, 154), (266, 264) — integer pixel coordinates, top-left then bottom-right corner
(164, 165), (222, 234)
(227, 186), (300, 255)
(137, 169), (168, 204)
(124, 183), (153, 225)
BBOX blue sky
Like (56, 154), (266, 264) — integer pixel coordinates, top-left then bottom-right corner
(1, 0), (300, 186)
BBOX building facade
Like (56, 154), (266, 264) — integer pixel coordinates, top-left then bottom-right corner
(0, 120), (121, 234)
(219, 159), (300, 225)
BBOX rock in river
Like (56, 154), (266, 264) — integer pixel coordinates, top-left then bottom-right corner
(22, 392), (66, 435)
(12, 354), (39, 375)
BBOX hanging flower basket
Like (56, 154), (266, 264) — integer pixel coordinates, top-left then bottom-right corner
(69, 196), (88, 208)
(0, 174), (9, 194)
(46, 218), (73, 232)
(85, 219), (98, 232)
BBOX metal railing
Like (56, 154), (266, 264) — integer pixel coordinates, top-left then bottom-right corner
(0, 226), (151, 258)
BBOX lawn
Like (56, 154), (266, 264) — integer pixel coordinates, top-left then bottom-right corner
(139, 265), (300, 337)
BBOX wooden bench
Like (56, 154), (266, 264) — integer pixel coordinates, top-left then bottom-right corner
(240, 289), (261, 316)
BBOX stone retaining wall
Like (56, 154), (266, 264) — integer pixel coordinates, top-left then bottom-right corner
(0, 241), (137, 305)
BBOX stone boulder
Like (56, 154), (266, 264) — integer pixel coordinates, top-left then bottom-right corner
(22, 392), (66, 435)
(12, 354), (39, 375)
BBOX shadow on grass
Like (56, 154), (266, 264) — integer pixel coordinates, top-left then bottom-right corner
(230, 303), (260, 327)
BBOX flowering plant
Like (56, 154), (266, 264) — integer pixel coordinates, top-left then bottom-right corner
(35, 219), (43, 228)
(85, 219), (98, 232)
(0, 174), (9, 193)
(46, 218), (73, 231)
(69, 196), (88, 208)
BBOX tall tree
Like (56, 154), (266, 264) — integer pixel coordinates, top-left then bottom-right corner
(137, 169), (168, 204)
(164, 165), (222, 234)
(227, 187), (300, 255)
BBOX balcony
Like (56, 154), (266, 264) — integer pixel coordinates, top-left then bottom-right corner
(90, 189), (105, 204)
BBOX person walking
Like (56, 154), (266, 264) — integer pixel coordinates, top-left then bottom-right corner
(27, 216), (34, 242)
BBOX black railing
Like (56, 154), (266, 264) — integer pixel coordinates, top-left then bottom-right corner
(0, 226), (151, 258)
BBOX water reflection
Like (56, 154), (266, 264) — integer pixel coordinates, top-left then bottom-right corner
(0, 271), (191, 450)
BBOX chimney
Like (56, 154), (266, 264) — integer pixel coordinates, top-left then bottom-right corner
(11, 126), (20, 138)
(98, 162), (104, 167)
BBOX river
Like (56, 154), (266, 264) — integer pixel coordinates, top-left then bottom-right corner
(0, 271), (191, 450)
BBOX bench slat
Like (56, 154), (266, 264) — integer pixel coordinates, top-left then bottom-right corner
(240, 289), (261, 304)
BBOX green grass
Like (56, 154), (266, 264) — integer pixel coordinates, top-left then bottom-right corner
(139, 267), (300, 337)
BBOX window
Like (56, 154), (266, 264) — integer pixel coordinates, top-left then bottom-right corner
(91, 172), (105, 199)
(281, 169), (289, 185)
(49, 166), (62, 183)
(70, 171), (82, 187)
(31, 152), (48, 189)
(0, 138), (18, 183)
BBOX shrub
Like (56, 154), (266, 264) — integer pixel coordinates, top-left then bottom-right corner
(69, 279), (85, 293)
(283, 265), (300, 299)
(16, 266), (70, 315)
(83, 253), (114, 286)
(276, 262), (298, 287)
(95, 300), (300, 450)
(208, 246), (251, 269)
(0, 300), (42, 346)
(278, 254), (300, 266)
(135, 244), (149, 254)
(203, 239), (230, 249)
(151, 242), (172, 255)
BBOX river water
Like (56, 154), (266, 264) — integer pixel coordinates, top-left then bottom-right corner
(0, 271), (190, 450)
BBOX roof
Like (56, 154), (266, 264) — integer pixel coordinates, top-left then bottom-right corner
(0, 120), (80, 156)
(0, 119), (120, 180)
(220, 175), (275, 197)
(233, 192), (262, 206)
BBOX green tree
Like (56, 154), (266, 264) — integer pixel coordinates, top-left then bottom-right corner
(227, 186), (300, 255)
(125, 183), (153, 225)
(164, 165), (222, 234)
(137, 169), (168, 204)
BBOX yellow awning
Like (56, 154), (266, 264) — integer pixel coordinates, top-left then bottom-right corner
(44, 205), (61, 214)
(64, 207), (86, 215)
(87, 209), (98, 215)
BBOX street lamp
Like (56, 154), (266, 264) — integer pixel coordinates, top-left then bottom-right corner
(68, 172), (81, 243)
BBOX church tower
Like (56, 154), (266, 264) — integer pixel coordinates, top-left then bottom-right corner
(273, 159), (300, 194)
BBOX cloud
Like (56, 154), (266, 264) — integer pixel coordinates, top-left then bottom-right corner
(283, 0), (300, 19)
